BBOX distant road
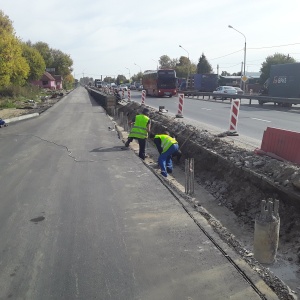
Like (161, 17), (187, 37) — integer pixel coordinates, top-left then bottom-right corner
(130, 91), (300, 146)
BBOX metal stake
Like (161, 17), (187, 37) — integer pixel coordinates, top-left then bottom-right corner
(185, 158), (194, 195)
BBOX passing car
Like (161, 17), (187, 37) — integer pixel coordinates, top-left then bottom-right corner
(119, 84), (128, 91)
(234, 87), (244, 95)
(137, 85), (143, 91)
(213, 86), (238, 100)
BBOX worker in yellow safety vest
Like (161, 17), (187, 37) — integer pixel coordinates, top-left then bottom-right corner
(152, 132), (180, 177)
(122, 108), (151, 160)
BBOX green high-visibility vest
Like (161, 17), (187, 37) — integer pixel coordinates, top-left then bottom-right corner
(155, 134), (177, 153)
(128, 114), (149, 139)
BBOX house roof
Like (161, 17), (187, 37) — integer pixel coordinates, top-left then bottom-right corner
(54, 75), (63, 81)
(42, 72), (56, 81)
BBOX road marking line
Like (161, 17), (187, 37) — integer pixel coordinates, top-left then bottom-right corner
(251, 117), (271, 122)
(201, 108), (212, 111)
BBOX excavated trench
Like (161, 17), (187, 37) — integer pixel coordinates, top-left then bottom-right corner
(111, 102), (300, 267)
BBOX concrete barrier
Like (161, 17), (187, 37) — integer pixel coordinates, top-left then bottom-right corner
(88, 88), (117, 110)
(260, 127), (300, 165)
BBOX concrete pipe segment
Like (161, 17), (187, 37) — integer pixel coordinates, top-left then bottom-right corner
(254, 199), (280, 264)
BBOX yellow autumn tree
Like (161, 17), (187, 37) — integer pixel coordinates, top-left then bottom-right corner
(63, 73), (75, 90)
(0, 10), (29, 87)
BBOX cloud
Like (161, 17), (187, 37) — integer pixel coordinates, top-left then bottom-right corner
(1, 0), (300, 77)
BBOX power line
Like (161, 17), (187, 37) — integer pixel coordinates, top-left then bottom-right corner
(210, 49), (243, 60)
(210, 42), (300, 61)
(248, 42), (300, 50)
(218, 63), (241, 69)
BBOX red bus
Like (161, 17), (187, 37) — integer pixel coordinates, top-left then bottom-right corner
(142, 69), (177, 97)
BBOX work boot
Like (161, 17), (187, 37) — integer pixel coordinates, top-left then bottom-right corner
(161, 171), (167, 177)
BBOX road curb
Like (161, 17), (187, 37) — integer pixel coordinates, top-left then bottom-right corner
(4, 113), (39, 124)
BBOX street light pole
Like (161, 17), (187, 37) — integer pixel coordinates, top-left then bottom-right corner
(228, 25), (247, 91)
(125, 67), (131, 82)
(134, 63), (142, 73)
(179, 45), (190, 88)
(134, 63), (142, 85)
(151, 59), (158, 70)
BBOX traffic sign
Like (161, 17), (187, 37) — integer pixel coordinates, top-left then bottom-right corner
(241, 76), (248, 82)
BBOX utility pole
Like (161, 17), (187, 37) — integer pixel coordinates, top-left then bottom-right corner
(228, 25), (247, 91)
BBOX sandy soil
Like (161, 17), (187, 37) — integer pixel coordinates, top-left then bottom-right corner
(0, 108), (34, 120)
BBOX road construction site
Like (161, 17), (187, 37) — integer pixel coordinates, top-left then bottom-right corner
(1, 87), (299, 299)
(111, 100), (300, 299)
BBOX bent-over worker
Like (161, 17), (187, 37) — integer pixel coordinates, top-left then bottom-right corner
(152, 132), (180, 177)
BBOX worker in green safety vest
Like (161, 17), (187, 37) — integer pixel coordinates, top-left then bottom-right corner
(122, 108), (151, 160)
(151, 131), (180, 177)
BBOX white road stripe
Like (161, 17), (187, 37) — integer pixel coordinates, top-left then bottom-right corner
(201, 108), (212, 111)
(251, 117), (271, 122)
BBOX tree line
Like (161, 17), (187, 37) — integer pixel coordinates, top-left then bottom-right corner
(156, 53), (296, 84)
(0, 10), (74, 90)
(96, 52), (296, 87)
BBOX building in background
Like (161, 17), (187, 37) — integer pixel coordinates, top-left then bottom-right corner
(31, 72), (63, 90)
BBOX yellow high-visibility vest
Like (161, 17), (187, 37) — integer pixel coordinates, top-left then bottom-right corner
(128, 114), (149, 139)
(156, 134), (178, 153)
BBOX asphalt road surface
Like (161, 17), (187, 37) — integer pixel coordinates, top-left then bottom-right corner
(0, 87), (278, 299)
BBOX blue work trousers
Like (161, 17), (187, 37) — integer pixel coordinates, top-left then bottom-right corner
(158, 143), (179, 177)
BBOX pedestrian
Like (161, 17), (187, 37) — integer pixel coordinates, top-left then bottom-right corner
(122, 108), (151, 160)
(151, 131), (180, 177)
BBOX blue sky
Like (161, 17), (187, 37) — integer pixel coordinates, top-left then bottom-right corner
(2, 0), (300, 80)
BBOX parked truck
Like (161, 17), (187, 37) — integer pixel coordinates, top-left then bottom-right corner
(258, 63), (300, 107)
(94, 79), (102, 88)
(179, 74), (218, 93)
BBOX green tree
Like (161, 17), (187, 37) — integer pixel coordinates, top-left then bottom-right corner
(197, 53), (213, 74)
(33, 41), (74, 83)
(260, 53), (296, 84)
(175, 56), (197, 78)
(104, 76), (114, 83)
(131, 72), (143, 84)
(175, 56), (189, 78)
(116, 75), (126, 85)
(159, 55), (178, 69)
(32, 41), (53, 68)
(51, 49), (73, 77)
(221, 71), (230, 76)
(21, 43), (46, 81)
